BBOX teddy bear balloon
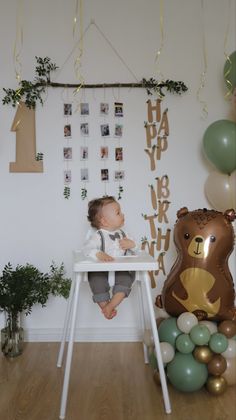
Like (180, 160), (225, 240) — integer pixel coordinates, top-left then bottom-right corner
(156, 207), (236, 321)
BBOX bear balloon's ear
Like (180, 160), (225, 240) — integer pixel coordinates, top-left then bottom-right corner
(177, 207), (189, 219)
(224, 209), (236, 222)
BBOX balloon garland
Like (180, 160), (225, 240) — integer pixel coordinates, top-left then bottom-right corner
(203, 51), (236, 211)
(144, 313), (236, 395)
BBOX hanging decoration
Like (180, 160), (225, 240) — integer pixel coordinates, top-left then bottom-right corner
(73, 0), (84, 95)
(203, 53), (236, 211)
(2, 19), (187, 192)
(196, 0), (208, 119)
(141, 99), (171, 288)
(62, 89), (73, 199)
(13, 0), (24, 83)
(223, 0), (234, 99)
(155, 0), (164, 83)
(10, 101), (43, 173)
(2, 62), (187, 109)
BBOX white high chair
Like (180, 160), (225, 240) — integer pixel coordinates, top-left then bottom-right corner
(57, 250), (171, 419)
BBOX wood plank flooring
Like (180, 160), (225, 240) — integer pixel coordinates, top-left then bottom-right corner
(0, 343), (235, 420)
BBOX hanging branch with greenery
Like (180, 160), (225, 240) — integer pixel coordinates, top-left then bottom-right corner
(2, 57), (188, 109)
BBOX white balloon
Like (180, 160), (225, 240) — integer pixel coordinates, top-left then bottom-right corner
(222, 339), (236, 359)
(160, 342), (175, 363)
(199, 320), (218, 335)
(177, 312), (198, 333)
(143, 329), (154, 347)
(204, 170), (236, 212)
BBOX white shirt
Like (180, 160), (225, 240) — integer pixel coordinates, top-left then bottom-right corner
(83, 228), (138, 260)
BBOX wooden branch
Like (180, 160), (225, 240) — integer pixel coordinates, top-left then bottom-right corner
(49, 81), (145, 89)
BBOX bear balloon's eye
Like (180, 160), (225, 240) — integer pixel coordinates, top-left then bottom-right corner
(184, 233), (190, 240)
(210, 235), (216, 243)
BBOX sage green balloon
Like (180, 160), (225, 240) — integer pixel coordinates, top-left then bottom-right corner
(158, 317), (182, 347)
(190, 325), (211, 346)
(209, 333), (228, 354)
(224, 50), (236, 91)
(203, 120), (236, 174)
(167, 352), (208, 392)
(176, 333), (195, 354)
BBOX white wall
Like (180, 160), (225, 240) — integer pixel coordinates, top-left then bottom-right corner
(0, 0), (235, 341)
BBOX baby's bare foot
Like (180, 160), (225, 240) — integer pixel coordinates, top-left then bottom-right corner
(102, 303), (117, 319)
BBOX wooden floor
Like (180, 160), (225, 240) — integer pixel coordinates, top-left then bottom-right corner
(0, 343), (235, 420)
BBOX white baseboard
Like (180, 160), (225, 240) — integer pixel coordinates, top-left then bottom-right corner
(24, 327), (144, 342)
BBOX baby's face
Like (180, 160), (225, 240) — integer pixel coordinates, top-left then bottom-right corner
(100, 201), (124, 231)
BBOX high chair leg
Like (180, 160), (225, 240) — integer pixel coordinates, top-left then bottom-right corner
(57, 277), (76, 368)
(137, 276), (149, 364)
(59, 273), (81, 420)
(143, 271), (171, 414)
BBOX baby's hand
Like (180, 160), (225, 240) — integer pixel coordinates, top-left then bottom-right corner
(96, 251), (114, 262)
(119, 238), (135, 250)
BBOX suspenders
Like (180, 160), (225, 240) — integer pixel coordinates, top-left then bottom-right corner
(97, 229), (126, 253)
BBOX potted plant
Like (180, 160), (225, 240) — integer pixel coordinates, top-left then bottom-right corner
(0, 261), (71, 357)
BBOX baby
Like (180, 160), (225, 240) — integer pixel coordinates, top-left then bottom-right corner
(83, 196), (137, 319)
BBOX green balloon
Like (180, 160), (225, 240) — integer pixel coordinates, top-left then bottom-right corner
(203, 119), (236, 174)
(167, 352), (208, 392)
(158, 317), (182, 347)
(209, 333), (228, 354)
(190, 325), (211, 346)
(176, 334), (195, 354)
(224, 50), (236, 91)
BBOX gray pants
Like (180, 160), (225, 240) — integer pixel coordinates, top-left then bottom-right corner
(88, 271), (135, 303)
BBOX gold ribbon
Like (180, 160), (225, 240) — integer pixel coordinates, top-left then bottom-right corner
(196, 0), (208, 119)
(73, 0), (84, 94)
(155, 0), (164, 84)
(13, 0), (24, 83)
(223, 0), (233, 99)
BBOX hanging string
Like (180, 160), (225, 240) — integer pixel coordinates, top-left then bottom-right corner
(73, 0), (84, 94)
(54, 19), (139, 85)
(155, 0), (164, 83)
(223, 0), (233, 99)
(92, 21), (139, 82)
(196, 0), (208, 119)
(54, 21), (92, 82)
(13, 0), (24, 83)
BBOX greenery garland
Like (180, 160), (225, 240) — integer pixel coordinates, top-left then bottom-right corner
(2, 57), (188, 109)
(2, 57), (58, 109)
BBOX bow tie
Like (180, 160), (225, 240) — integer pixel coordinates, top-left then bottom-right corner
(109, 232), (120, 241)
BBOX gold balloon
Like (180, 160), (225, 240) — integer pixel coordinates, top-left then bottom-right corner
(193, 346), (213, 364)
(206, 376), (227, 395)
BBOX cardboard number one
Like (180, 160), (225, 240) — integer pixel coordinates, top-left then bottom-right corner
(10, 101), (43, 173)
